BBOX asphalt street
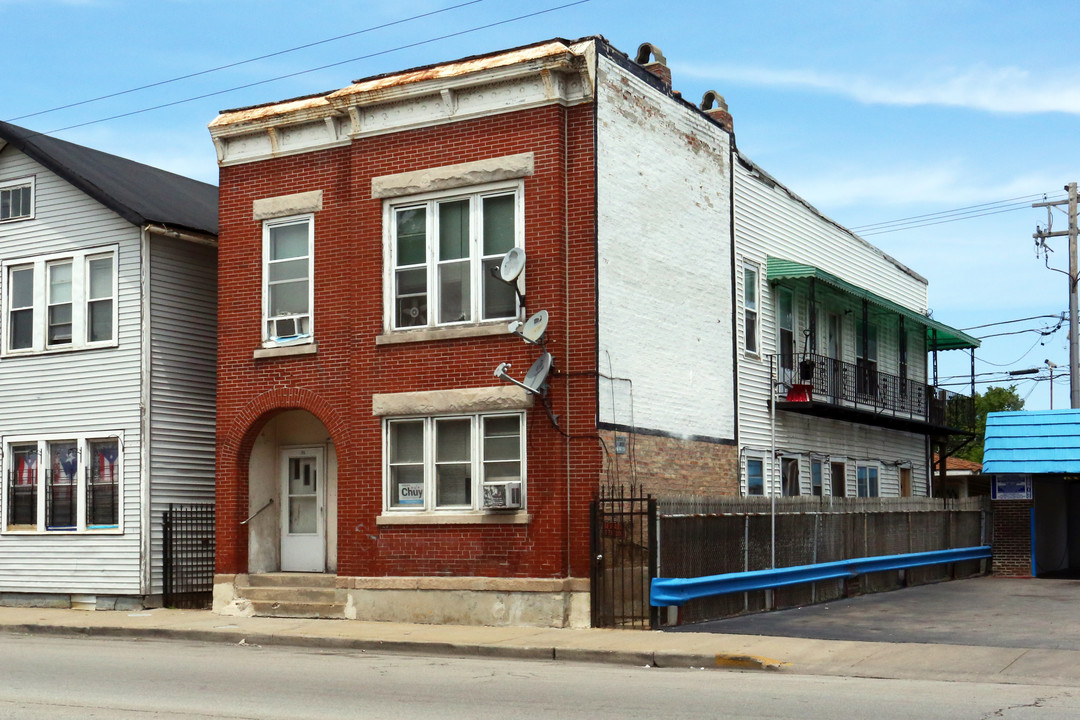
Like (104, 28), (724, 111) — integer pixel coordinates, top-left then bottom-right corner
(1, 634), (1077, 719)
(667, 576), (1080, 651)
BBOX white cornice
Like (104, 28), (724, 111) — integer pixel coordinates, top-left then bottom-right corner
(209, 39), (596, 167)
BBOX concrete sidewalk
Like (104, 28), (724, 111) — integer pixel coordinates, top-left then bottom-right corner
(2, 604), (1080, 687)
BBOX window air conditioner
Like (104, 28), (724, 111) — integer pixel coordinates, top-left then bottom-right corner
(482, 481), (522, 510)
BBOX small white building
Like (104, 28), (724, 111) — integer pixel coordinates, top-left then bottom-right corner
(0, 121), (217, 609)
(733, 154), (978, 499)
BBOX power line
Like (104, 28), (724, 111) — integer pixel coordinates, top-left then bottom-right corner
(962, 312), (1065, 331)
(4, 0), (489, 123)
(29, 0), (592, 138)
(850, 193), (1057, 232)
(859, 202), (1061, 236)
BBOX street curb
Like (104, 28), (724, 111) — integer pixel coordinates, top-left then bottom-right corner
(0, 623), (791, 671)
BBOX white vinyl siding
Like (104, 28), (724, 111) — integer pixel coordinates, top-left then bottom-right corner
(734, 158), (930, 497)
(147, 235), (217, 594)
(0, 149), (143, 594)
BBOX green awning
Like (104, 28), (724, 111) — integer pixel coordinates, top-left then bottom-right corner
(766, 257), (979, 351)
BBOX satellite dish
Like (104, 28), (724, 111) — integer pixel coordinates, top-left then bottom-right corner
(522, 352), (553, 394)
(499, 247), (526, 282)
(492, 352), (554, 397)
(508, 310), (548, 344)
(520, 310), (548, 343)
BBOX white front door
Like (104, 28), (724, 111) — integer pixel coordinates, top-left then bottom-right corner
(280, 447), (325, 572)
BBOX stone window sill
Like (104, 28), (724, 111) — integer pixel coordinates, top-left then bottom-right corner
(376, 511), (530, 526)
(376, 323), (510, 346)
(253, 342), (318, 359)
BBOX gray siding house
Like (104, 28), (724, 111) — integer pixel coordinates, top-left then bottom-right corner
(0, 121), (217, 608)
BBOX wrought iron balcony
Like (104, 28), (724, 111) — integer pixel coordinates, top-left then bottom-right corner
(771, 352), (974, 434)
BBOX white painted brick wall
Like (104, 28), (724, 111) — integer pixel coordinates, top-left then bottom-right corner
(595, 56), (734, 441)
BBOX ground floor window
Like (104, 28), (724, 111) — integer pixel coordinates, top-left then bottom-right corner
(384, 412), (524, 513)
(746, 457), (764, 496)
(831, 461), (847, 496)
(781, 457), (800, 496)
(3, 434), (121, 532)
(857, 463), (879, 498)
(811, 460), (823, 496)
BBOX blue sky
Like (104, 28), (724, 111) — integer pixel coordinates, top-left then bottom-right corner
(5, 0), (1079, 409)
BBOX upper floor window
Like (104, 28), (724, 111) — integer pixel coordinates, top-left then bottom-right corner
(0, 177), (34, 222)
(262, 215), (313, 346)
(3, 247), (117, 355)
(743, 263), (759, 355)
(856, 319), (879, 399)
(3, 434), (121, 533)
(777, 287), (795, 375)
(386, 183), (522, 331)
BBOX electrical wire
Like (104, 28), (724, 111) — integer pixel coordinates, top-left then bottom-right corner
(27, 0), (592, 138)
(4, 0), (490, 123)
(859, 203), (1058, 236)
(962, 313), (1066, 332)
(974, 336), (1047, 367)
(850, 192), (1060, 232)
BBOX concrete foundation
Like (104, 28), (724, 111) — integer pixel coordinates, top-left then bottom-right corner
(213, 574), (590, 628)
(0, 593), (151, 611)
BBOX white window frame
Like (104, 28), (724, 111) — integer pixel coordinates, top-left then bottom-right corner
(2, 246), (118, 356)
(745, 456), (764, 496)
(262, 214), (314, 347)
(2, 432), (124, 534)
(382, 411), (526, 514)
(742, 262), (759, 356)
(383, 181), (524, 332)
(857, 462), (880, 498)
(0, 176), (35, 223)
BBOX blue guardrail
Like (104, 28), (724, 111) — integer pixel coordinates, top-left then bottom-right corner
(650, 546), (992, 607)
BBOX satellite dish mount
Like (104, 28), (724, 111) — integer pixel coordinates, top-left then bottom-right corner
(494, 352), (553, 398)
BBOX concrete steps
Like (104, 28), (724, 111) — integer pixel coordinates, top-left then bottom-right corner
(235, 573), (345, 620)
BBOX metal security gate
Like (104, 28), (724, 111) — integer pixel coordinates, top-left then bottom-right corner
(590, 484), (658, 629)
(162, 503), (215, 609)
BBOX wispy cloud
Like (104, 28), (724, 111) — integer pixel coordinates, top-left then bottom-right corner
(677, 62), (1080, 115)
(789, 164), (1062, 209)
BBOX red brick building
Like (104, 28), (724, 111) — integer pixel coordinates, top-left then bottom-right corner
(208, 38), (738, 626)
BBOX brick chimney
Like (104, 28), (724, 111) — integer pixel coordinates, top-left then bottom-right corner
(701, 90), (733, 133)
(635, 42), (670, 89)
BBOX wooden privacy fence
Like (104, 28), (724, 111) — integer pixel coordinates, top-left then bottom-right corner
(655, 495), (990, 626)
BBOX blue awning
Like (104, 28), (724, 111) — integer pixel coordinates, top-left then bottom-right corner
(983, 409), (1080, 475)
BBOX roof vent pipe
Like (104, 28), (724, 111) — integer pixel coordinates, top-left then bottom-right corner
(634, 43), (671, 89)
(701, 90), (733, 133)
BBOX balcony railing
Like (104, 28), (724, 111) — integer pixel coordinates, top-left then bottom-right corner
(772, 352), (974, 431)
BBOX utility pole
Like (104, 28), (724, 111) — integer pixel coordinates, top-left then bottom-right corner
(1033, 182), (1079, 408)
